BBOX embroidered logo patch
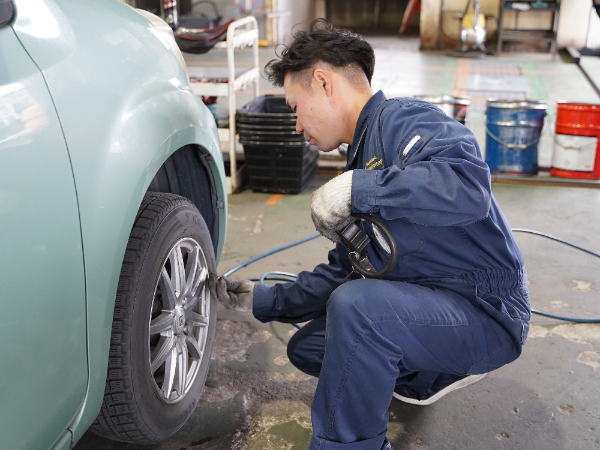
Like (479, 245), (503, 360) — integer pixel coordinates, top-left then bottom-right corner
(365, 156), (383, 170)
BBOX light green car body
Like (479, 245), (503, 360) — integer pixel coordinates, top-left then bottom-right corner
(0, 1), (227, 448)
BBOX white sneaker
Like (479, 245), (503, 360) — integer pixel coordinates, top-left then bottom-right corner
(392, 373), (487, 406)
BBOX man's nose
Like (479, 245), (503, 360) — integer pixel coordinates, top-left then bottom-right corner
(296, 121), (303, 133)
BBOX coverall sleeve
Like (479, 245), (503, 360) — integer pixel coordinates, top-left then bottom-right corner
(252, 243), (353, 323)
(351, 102), (492, 227)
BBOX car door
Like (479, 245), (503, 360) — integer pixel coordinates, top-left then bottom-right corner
(0, 6), (88, 450)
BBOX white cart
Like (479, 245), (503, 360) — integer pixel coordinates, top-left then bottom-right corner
(189, 16), (260, 193)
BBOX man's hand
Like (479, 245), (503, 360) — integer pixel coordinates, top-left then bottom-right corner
(208, 275), (255, 312)
(310, 170), (354, 243)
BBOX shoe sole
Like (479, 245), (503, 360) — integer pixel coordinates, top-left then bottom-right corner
(393, 373), (487, 406)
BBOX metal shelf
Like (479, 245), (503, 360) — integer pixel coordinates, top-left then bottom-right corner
(497, 0), (560, 55)
(190, 68), (260, 97)
(189, 16), (259, 193)
(499, 29), (557, 41)
(214, 27), (259, 50)
(504, 4), (559, 11)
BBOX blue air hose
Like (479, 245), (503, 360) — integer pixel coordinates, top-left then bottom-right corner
(223, 229), (600, 324)
(511, 228), (600, 323)
(223, 235), (318, 330)
(223, 233), (320, 277)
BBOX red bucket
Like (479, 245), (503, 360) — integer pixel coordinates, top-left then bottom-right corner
(551, 102), (600, 180)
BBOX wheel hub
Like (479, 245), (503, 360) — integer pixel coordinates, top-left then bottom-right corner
(174, 306), (185, 335)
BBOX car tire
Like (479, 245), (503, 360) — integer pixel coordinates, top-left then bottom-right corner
(90, 192), (217, 444)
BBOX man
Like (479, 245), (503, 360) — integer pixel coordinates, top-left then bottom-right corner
(211, 19), (530, 450)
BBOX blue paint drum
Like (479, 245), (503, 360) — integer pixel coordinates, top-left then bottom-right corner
(485, 100), (547, 174)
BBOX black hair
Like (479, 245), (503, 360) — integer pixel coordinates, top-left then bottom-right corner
(264, 19), (375, 88)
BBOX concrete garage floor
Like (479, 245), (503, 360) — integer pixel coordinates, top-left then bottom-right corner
(76, 39), (600, 449)
(77, 178), (600, 450)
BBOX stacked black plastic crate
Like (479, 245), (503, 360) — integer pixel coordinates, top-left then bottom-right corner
(236, 95), (319, 194)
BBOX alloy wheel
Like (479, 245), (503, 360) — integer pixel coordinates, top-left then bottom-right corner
(148, 238), (210, 404)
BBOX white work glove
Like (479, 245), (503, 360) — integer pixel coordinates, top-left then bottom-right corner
(208, 276), (255, 312)
(310, 170), (354, 243)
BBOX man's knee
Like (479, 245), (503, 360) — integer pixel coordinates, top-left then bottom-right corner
(327, 279), (379, 319)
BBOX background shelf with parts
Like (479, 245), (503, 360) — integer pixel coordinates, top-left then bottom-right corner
(497, 0), (561, 55)
(188, 16), (260, 194)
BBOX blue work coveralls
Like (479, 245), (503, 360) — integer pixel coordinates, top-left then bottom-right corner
(253, 91), (530, 450)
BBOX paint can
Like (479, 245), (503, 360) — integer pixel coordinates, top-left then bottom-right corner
(415, 95), (470, 125)
(550, 102), (600, 180)
(485, 100), (547, 175)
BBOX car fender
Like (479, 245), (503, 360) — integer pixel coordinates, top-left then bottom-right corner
(67, 91), (228, 444)
(12, 0), (227, 442)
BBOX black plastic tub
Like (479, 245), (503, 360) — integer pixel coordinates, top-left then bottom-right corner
(237, 115), (297, 125)
(236, 123), (298, 132)
(237, 96), (316, 193)
(240, 133), (305, 143)
(236, 95), (297, 126)
(240, 141), (318, 194)
(237, 95), (295, 117)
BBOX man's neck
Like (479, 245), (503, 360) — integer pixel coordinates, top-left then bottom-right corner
(345, 91), (374, 145)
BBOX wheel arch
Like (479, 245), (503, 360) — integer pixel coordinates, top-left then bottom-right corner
(68, 124), (227, 444)
(146, 144), (223, 256)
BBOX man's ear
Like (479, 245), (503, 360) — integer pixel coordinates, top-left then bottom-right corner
(312, 69), (333, 96)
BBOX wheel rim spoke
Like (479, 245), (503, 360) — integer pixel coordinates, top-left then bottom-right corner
(191, 265), (208, 298)
(151, 335), (176, 373)
(162, 346), (177, 398)
(176, 337), (188, 395)
(184, 291), (200, 313)
(158, 267), (177, 309)
(150, 311), (175, 336)
(186, 311), (208, 328)
(186, 334), (203, 360)
(170, 246), (186, 301)
(185, 267), (207, 313)
(183, 247), (199, 297)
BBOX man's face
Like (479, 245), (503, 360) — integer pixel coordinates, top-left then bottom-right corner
(283, 72), (342, 152)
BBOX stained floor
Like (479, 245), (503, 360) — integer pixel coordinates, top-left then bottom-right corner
(75, 38), (600, 450)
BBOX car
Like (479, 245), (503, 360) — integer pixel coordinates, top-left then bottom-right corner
(0, 0), (227, 448)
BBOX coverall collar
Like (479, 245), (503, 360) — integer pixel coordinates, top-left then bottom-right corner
(346, 90), (387, 170)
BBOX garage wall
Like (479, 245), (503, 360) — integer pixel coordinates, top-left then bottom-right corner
(421, 0), (600, 49)
(324, 0), (411, 30)
(275, 0), (317, 45)
(557, 0), (600, 48)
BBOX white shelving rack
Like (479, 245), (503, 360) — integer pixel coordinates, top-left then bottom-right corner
(189, 16), (260, 193)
